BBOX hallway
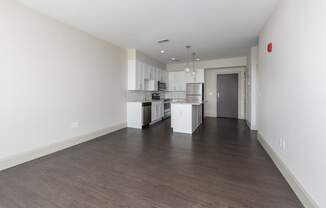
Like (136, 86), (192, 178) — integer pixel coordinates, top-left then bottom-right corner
(0, 118), (303, 208)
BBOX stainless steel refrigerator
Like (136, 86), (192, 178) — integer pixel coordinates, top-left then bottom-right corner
(186, 83), (204, 121)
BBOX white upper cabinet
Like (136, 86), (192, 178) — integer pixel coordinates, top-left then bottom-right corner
(184, 72), (195, 83)
(154, 67), (159, 82)
(163, 71), (168, 83)
(175, 71), (186, 91)
(168, 72), (175, 91)
(128, 60), (144, 91)
(136, 61), (144, 90)
(128, 49), (167, 91)
(168, 71), (185, 91)
(168, 69), (205, 92)
(143, 63), (150, 80)
(194, 69), (205, 83)
(128, 59), (167, 91)
(158, 68), (162, 82)
(184, 69), (204, 83)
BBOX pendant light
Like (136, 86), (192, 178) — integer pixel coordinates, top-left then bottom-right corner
(192, 52), (196, 76)
(184, 46), (191, 73)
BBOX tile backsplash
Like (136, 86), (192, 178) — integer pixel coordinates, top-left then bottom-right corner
(127, 91), (152, 101)
(165, 91), (186, 99)
(127, 91), (186, 101)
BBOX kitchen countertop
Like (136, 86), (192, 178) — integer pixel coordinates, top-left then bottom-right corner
(171, 100), (203, 105)
(127, 99), (165, 103)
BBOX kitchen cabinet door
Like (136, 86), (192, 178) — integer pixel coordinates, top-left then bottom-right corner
(152, 67), (157, 82)
(163, 71), (167, 84)
(160, 102), (164, 118)
(175, 71), (186, 91)
(157, 102), (162, 119)
(158, 69), (162, 82)
(136, 61), (144, 90)
(128, 60), (136, 90)
(151, 103), (157, 122)
(168, 72), (175, 91)
(156, 68), (159, 82)
(184, 72), (195, 83)
(194, 69), (204, 83)
(184, 69), (204, 84)
(149, 66), (153, 80)
(143, 63), (150, 80)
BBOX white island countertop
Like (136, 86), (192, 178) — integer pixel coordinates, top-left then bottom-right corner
(127, 99), (164, 103)
(171, 99), (203, 105)
(171, 101), (203, 105)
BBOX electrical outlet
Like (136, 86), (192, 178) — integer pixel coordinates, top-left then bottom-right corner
(279, 138), (286, 151)
(71, 121), (79, 129)
(282, 139), (286, 150)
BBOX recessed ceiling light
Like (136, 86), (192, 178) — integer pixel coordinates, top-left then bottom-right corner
(169, 58), (180, 62)
(195, 58), (200, 61)
(160, 50), (165, 54)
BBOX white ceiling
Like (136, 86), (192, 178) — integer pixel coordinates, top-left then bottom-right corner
(17, 0), (278, 64)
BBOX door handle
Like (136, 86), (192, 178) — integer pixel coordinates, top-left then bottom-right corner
(217, 92), (220, 98)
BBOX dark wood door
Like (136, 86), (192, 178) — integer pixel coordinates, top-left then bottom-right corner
(217, 74), (238, 118)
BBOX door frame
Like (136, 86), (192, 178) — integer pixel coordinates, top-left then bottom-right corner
(216, 73), (239, 119)
(216, 71), (242, 119)
(204, 67), (245, 119)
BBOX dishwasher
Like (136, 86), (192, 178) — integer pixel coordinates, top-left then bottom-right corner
(142, 102), (152, 127)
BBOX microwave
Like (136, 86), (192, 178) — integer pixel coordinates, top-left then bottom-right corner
(158, 81), (167, 91)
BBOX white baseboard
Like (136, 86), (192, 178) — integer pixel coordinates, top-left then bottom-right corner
(0, 122), (127, 172)
(204, 114), (216, 118)
(251, 124), (257, 131)
(246, 120), (251, 129)
(257, 133), (319, 208)
(245, 120), (258, 130)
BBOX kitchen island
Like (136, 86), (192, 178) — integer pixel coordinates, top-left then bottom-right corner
(171, 101), (203, 134)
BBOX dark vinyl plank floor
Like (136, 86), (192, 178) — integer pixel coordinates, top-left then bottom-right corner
(0, 118), (303, 208)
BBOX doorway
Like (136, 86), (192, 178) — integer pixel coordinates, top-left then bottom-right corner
(217, 74), (239, 118)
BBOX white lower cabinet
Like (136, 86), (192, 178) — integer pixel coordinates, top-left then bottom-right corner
(127, 102), (143, 129)
(151, 101), (164, 123)
(127, 101), (164, 129)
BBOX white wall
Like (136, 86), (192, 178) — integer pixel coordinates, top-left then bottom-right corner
(167, 56), (247, 71)
(0, 0), (127, 163)
(259, 0), (326, 207)
(204, 67), (245, 119)
(245, 46), (258, 130)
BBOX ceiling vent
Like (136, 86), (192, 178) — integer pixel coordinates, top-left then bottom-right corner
(157, 39), (170, 44)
